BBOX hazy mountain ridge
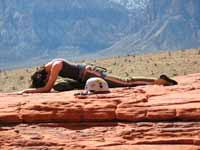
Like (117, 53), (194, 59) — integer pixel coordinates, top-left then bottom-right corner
(0, 0), (146, 69)
(0, 0), (200, 69)
(0, 0), (143, 68)
(109, 0), (149, 9)
(98, 0), (200, 57)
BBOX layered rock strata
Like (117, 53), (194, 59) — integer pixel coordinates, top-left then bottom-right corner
(0, 73), (200, 149)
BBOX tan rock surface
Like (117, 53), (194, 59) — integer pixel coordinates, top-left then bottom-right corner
(0, 73), (200, 149)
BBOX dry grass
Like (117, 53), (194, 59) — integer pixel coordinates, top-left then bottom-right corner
(1, 48), (200, 92)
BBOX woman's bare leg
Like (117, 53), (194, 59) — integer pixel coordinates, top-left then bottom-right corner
(103, 74), (156, 88)
(82, 66), (177, 88)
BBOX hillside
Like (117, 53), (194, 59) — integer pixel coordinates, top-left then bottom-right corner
(0, 0), (142, 69)
(98, 0), (200, 57)
(0, 0), (200, 69)
(0, 48), (200, 93)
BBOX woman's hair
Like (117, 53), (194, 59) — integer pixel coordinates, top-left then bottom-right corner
(30, 66), (48, 88)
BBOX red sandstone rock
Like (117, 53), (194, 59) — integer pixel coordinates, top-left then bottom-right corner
(0, 73), (200, 149)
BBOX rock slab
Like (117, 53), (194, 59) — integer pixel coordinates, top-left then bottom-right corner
(0, 73), (200, 149)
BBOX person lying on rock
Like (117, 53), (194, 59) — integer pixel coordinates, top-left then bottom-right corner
(20, 59), (178, 93)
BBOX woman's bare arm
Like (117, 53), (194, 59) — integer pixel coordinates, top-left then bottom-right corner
(20, 61), (63, 93)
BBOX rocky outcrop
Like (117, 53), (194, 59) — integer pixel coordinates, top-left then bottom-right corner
(0, 73), (200, 149)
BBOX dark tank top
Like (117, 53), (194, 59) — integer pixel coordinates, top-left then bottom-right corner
(59, 61), (85, 81)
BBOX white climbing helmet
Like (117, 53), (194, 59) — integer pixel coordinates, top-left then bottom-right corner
(85, 77), (110, 94)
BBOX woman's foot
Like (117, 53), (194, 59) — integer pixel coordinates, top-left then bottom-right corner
(155, 74), (178, 86)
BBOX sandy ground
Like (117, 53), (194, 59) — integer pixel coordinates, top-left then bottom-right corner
(0, 48), (200, 92)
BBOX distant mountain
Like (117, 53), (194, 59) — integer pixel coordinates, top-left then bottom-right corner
(98, 0), (200, 57)
(109, 0), (149, 9)
(0, 0), (147, 69)
(0, 0), (200, 69)
(0, 0), (145, 68)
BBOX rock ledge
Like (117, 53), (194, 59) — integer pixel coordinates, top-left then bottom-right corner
(0, 73), (200, 149)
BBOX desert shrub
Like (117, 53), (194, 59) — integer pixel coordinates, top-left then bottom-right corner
(19, 76), (24, 80)
(193, 61), (198, 64)
(25, 69), (31, 73)
(168, 52), (172, 57)
(3, 71), (7, 76)
(112, 62), (117, 65)
(12, 86), (16, 90)
(125, 72), (129, 77)
(130, 69), (134, 73)
(181, 49), (186, 53)
(198, 50), (200, 55)
(81, 60), (85, 63)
